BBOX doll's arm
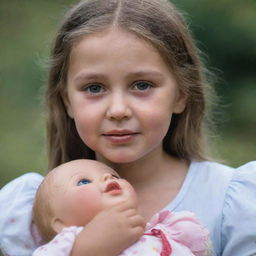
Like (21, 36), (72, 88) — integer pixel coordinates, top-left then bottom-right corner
(71, 200), (145, 256)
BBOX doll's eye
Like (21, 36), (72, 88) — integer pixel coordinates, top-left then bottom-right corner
(77, 179), (91, 186)
(112, 174), (120, 179)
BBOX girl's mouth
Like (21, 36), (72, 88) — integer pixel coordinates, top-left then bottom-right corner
(103, 130), (139, 143)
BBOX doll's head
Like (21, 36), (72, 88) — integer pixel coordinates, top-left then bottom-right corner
(46, 0), (214, 169)
(33, 159), (137, 242)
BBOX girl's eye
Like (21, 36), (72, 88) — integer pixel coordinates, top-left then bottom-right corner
(132, 81), (153, 91)
(77, 179), (91, 186)
(84, 84), (105, 94)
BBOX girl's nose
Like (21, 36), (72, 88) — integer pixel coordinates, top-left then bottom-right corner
(106, 93), (131, 120)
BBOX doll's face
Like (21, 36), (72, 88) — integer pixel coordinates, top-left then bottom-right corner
(46, 160), (137, 232)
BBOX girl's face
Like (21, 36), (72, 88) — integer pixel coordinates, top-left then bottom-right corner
(51, 160), (136, 231)
(64, 28), (186, 164)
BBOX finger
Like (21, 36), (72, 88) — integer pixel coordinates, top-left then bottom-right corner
(129, 225), (145, 240)
(128, 215), (146, 229)
(123, 208), (138, 217)
(112, 200), (137, 212)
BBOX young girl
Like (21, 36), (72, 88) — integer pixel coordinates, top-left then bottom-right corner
(0, 0), (255, 255)
(32, 159), (211, 256)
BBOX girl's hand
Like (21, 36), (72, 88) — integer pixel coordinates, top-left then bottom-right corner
(71, 200), (146, 256)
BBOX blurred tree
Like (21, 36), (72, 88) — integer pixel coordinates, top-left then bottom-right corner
(173, 0), (256, 164)
(174, 0), (256, 123)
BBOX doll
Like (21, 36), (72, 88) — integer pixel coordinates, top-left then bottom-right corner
(32, 159), (211, 256)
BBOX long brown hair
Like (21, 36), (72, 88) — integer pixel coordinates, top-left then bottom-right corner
(45, 0), (215, 170)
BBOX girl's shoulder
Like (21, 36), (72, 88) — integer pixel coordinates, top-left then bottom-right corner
(192, 161), (256, 255)
(190, 160), (256, 190)
(189, 160), (256, 212)
(219, 161), (256, 255)
(169, 160), (256, 212)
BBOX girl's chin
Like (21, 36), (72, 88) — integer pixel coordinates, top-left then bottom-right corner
(102, 153), (142, 164)
(106, 158), (136, 164)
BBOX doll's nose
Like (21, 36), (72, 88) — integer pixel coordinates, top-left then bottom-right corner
(102, 173), (113, 182)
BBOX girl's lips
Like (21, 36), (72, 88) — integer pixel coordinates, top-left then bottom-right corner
(104, 181), (122, 195)
(103, 130), (139, 136)
(103, 130), (139, 143)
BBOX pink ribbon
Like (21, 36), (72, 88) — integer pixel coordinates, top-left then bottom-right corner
(145, 228), (172, 256)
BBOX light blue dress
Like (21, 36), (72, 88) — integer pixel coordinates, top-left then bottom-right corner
(0, 161), (256, 256)
(164, 161), (256, 256)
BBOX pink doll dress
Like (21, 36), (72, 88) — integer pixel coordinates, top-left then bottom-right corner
(33, 210), (212, 256)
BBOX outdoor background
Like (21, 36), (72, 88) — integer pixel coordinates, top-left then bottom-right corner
(0, 0), (256, 192)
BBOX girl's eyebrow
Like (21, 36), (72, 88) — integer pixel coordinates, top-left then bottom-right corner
(126, 70), (164, 79)
(74, 73), (106, 83)
(126, 71), (166, 84)
(73, 70), (164, 83)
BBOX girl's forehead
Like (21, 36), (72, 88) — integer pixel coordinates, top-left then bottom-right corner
(69, 28), (160, 62)
(67, 28), (172, 82)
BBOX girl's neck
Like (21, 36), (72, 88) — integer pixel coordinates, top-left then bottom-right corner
(97, 147), (189, 188)
(97, 148), (189, 220)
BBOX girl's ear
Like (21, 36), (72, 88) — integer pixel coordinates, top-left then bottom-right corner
(173, 91), (187, 114)
(61, 90), (74, 118)
(51, 217), (67, 234)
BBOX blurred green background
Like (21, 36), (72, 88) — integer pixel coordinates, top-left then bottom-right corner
(0, 0), (256, 191)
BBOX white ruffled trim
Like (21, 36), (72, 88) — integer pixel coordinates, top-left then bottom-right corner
(0, 173), (43, 256)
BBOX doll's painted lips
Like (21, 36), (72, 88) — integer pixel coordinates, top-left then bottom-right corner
(104, 181), (122, 195)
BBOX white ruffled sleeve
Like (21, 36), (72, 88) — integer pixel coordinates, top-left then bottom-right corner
(0, 173), (44, 256)
(221, 161), (256, 255)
